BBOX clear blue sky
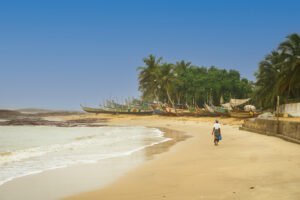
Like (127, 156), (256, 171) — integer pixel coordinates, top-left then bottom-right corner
(0, 0), (299, 110)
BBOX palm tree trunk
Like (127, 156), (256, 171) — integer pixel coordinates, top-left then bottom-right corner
(166, 88), (176, 111)
(176, 93), (180, 104)
(154, 89), (158, 102)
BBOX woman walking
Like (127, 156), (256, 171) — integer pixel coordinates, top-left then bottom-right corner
(212, 120), (222, 145)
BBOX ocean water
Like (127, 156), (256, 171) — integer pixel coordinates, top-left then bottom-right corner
(0, 126), (170, 186)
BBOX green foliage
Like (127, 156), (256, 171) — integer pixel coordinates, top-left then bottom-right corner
(138, 55), (253, 106)
(254, 33), (300, 108)
(137, 55), (162, 100)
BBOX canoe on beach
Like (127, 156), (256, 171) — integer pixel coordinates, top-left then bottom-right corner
(228, 110), (259, 118)
(211, 105), (230, 117)
(81, 105), (153, 115)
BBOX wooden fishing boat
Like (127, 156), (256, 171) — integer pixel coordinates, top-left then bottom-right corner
(184, 104), (203, 116)
(160, 105), (179, 116)
(111, 109), (154, 115)
(174, 108), (196, 116)
(194, 106), (214, 116)
(158, 104), (189, 116)
(81, 105), (153, 115)
(211, 105), (230, 116)
(228, 110), (259, 118)
(203, 103), (219, 116)
(81, 105), (110, 113)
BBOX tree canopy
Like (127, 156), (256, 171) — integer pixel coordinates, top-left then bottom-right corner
(138, 55), (253, 107)
(137, 33), (300, 110)
(253, 33), (300, 108)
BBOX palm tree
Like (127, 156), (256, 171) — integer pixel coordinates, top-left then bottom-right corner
(159, 63), (177, 108)
(277, 33), (300, 99)
(173, 60), (191, 104)
(137, 55), (162, 101)
(174, 60), (191, 73)
(254, 51), (283, 107)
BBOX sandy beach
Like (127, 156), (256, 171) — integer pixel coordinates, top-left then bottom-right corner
(1, 114), (300, 200)
(57, 114), (300, 200)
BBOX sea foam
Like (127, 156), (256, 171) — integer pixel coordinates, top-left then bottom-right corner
(0, 126), (171, 186)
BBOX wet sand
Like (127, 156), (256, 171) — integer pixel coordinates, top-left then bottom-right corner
(65, 114), (300, 200)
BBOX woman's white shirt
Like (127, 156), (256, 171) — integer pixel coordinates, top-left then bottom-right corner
(213, 123), (221, 130)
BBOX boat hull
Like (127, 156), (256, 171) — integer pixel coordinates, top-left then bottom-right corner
(229, 111), (259, 118)
(81, 106), (153, 115)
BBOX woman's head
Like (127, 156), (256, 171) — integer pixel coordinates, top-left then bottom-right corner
(215, 120), (219, 123)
